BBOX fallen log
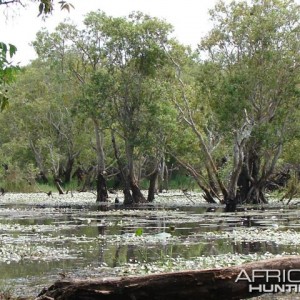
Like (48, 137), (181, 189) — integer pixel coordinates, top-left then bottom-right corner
(36, 256), (300, 300)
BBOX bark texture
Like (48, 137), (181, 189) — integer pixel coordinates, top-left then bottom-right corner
(36, 256), (300, 300)
(96, 172), (108, 203)
(147, 169), (159, 202)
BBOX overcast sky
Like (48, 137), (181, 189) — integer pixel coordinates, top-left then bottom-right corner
(0, 0), (223, 65)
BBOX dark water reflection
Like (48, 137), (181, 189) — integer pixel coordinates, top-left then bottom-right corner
(1, 200), (300, 296)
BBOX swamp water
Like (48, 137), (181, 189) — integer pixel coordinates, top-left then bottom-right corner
(0, 191), (300, 298)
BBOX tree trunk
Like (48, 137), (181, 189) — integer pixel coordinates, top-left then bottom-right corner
(37, 256), (300, 300)
(30, 139), (49, 183)
(96, 172), (108, 203)
(172, 154), (217, 204)
(244, 149), (261, 204)
(123, 187), (134, 205)
(245, 184), (268, 205)
(147, 169), (159, 202)
(225, 196), (238, 212)
(158, 155), (169, 192)
(93, 119), (107, 204)
(206, 163), (218, 196)
(130, 177), (146, 204)
(236, 146), (272, 206)
(72, 167), (85, 187)
(64, 156), (75, 184)
(237, 164), (251, 203)
(226, 122), (254, 212)
(54, 178), (64, 195)
(125, 142), (147, 204)
(111, 131), (133, 205)
(226, 149), (268, 211)
(158, 156), (165, 193)
(79, 166), (94, 192)
(111, 131), (146, 205)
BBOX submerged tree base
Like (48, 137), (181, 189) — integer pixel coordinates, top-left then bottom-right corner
(36, 256), (300, 300)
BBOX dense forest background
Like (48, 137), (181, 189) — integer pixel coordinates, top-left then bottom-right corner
(0, 0), (300, 211)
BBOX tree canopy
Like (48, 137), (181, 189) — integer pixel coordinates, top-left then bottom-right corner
(0, 0), (299, 208)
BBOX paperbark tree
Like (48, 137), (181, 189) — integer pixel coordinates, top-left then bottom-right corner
(85, 11), (175, 204)
(33, 19), (110, 203)
(170, 0), (300, 210)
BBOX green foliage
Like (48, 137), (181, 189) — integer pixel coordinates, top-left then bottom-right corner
(135, 228), (144, 236)
(0, 1), (298, 200)
(0, 163), (37, 193)
(168, 174), (198, 190)
(0, 0), (73, 113)
(0, 42), (19, 110)
(285, 171), (300, 198)
(199, 0), (300, 161)
(282, 140), (300, 165)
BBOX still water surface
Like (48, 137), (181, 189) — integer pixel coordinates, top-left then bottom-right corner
(0, 192), (300, 297)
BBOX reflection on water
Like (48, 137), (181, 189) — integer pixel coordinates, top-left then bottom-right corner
(1, 199), (300, 296)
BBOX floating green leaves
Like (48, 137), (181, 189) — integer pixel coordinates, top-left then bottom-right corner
(203, 227), (300, 246)
(135, 228), (143, 236)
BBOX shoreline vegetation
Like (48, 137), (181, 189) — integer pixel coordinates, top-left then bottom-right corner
(0, 169), (297, 198)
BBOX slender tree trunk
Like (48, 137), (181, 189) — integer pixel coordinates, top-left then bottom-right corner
(170, 67), (229, 200)
(164, 163), (169, 191)
(206, 163), (219, 197)
(125, 141), (146, 204)
(147, 169), (159, 202)
(29, 139), (49, 183)
(94, 119), (108, 204)
(226, 120), (254, 212)
(96, 172), (108, 202)
(187, 167), (217, 204)
(64, 155), (75, 184)
(248, 143), (282, 205)
(158, 156), (165, 193)
(226, 134), (245, 212)
(237, 164), (250, 202)
(111, 131), (133, 205)
(171, 153), (217, 204)
(54, 178), (64, 194)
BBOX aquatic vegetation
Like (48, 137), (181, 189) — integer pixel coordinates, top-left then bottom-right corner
(0, 243), (76, 263)
(81, 252), (300, 278)
(203, 228), (300, 245)
(0, 191), (300, 297)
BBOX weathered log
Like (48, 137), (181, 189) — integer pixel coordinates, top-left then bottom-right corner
(36, 256), (300, 300)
